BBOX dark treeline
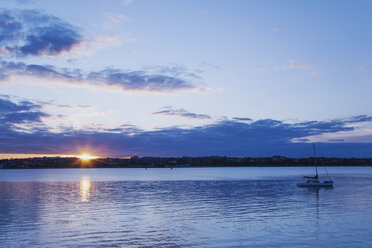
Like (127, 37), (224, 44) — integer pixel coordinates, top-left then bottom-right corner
(1, 155), (372, 169)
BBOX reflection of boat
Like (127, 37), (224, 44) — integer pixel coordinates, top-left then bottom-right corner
(297, 144), (333, 188)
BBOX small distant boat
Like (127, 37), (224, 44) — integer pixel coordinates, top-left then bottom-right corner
(297, 144), (333, 188)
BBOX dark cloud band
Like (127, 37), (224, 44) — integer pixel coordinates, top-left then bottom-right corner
(2, 96), (372, 157)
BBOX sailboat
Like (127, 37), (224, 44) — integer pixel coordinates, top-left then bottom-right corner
(297, 144), (334, 188)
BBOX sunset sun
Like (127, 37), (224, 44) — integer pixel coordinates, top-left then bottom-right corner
(78, 154), (98, 161)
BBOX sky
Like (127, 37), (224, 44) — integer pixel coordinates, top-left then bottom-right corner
(1, 0), (372, 158)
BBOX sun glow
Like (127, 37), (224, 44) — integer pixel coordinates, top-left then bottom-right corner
(78, 153), (99, 161)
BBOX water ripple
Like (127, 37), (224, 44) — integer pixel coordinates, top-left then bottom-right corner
(0, 168), (372, 247)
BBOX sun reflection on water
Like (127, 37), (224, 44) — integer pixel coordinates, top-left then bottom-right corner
(80, 176), (91, 202)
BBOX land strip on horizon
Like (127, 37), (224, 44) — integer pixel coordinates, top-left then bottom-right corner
(1, 156), (372, 169)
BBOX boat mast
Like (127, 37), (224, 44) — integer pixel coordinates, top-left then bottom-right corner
(313, 144), (318, 178)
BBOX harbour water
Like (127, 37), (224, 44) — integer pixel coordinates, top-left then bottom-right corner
(0, 167), (371, 247)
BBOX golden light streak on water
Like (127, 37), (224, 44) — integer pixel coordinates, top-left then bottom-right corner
(80, 176), (91, 202)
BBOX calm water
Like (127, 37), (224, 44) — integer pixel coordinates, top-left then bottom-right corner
(0, 167), (371, 248)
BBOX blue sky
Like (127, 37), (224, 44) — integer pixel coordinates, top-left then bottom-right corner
(1, 0), (372, 158)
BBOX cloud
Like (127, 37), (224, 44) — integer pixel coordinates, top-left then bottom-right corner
(284, 60), (314, 71)
(233, 117), (252, 121)
(66, 35), (127, 59)
(310, 70), (319, 76)
(87, 68), (196, 92)
(357, 62), (372, 72)
(0, 10), (198, 92)
(293, 115), (372, 144)
(0, 61), (199, 92)
(143, 65), (203, 80)
(3, 96), (372, 157)
(295, 138), (310, 142)
(346, 115), (372, 123)
(103, 13), (128, 24)
(56, 104), (91, 109)
(101, 13), (129, 29)
(272, 28), (280, 32)
(0, 96), (48, 129)
(282, 60), (318, 76)
(152, 107), (211, 119)
(121, 0), (133, 5)
(1, 0), (36, 3)
(0, 9), (83, 57)
(357, 64), (368, 72)
(254, 61), (317, 74)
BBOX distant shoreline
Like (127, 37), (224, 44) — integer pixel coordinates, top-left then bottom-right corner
(1, 156), (372, 169)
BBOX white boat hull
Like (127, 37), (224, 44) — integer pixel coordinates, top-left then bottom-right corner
(297, 181), (333, 187)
